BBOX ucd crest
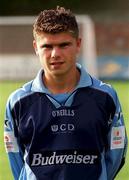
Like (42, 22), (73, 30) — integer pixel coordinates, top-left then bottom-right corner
(51, 125), (58, 132)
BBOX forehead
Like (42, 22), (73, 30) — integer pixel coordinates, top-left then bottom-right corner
(35, 32), (76, 44)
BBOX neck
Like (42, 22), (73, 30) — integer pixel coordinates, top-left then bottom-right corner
(43, 68), (80, 94)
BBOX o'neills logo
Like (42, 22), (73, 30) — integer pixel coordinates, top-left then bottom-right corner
(31, 151), (98, 166)
(52, 109), (75, 117)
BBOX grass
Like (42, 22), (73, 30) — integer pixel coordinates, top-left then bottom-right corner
(0, 80), (129, 180)
(0, 81), (25, 180)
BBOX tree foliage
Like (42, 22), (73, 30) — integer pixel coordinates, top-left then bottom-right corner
(0, 0), (128, 16)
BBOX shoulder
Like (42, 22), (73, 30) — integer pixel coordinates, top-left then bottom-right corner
(7, 80), (34, 109)
(90, 76), (118, 105)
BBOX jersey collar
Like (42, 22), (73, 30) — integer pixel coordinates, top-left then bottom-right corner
(31, 63), (92, 93)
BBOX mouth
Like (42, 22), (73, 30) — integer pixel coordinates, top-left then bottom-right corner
(50, 61), (65, 69)
(50, 61), (64, 66)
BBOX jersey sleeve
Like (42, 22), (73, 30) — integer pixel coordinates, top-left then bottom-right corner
(4, 99), (24, 180)
(105, 91), (128, 180)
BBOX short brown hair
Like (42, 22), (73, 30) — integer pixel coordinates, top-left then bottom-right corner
(33, 6), (79, 39)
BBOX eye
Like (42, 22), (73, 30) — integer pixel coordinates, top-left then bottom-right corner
(41, 44), (53, 49)
(59, 42), (71, 48)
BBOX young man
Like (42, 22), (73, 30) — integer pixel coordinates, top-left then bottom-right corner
(4, 6), (127, 180)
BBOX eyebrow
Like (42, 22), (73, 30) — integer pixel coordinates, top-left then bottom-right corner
(59, 42), (72, 47)
(40, 41), (72, 48)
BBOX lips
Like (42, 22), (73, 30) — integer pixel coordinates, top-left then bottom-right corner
(50, 61), (64, 65)
(50, 61), (65, 70)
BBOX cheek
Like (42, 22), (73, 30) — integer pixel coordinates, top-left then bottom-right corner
(38, 50), (49, 60)
(38, 51), (51, 68)
(67, 48), (78, 59)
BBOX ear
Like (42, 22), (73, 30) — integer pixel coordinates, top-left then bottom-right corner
(33, 40), (39, 56)
(76, 38), (82, 54)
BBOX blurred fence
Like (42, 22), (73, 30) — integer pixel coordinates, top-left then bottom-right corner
(0, 16), (38, 80)
(0, 16), (129, 80)
(95, 19), (129, 80)
(0, 16), (97, 80)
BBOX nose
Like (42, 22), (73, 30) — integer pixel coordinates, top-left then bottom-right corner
(51, 46), (61, 59)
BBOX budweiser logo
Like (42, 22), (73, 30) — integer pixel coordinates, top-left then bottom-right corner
(31, 151), (98, 166)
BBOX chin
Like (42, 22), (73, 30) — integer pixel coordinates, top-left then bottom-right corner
(51, 70), (66, 76)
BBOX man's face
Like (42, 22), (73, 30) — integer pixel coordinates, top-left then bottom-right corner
(33, 32), (81, 78)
